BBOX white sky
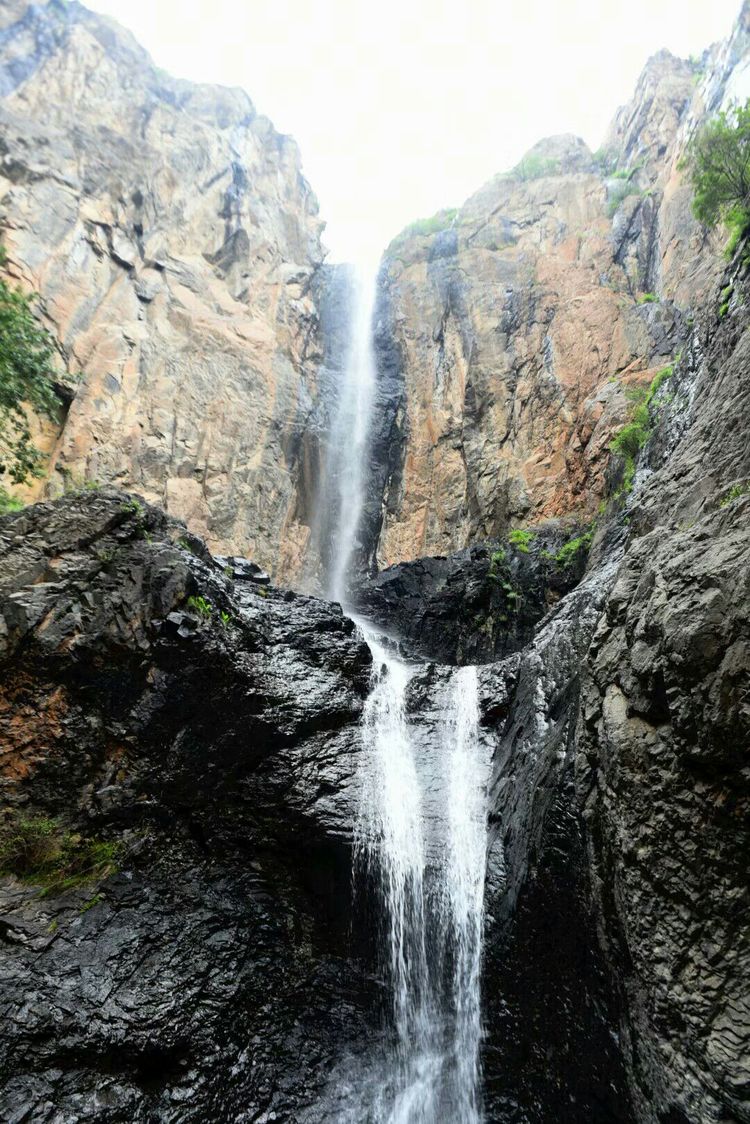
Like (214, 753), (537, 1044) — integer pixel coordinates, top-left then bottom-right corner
(83, 0), (740, 262)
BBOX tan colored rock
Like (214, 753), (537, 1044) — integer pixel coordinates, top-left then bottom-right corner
(374, 31), (747, 567)
(0, 0), (324, 581)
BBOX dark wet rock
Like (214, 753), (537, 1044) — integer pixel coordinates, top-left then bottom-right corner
(575, 268), (750, 1122)
(0, 487), (374, 1122)
(215, 556), (270, 584)
(351, 523), (588, 664)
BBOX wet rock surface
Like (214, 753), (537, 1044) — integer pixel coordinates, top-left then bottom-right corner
(351, 523), (588, 664)
(576, 268), (750, 1123)
(0, 488), (375, 1122)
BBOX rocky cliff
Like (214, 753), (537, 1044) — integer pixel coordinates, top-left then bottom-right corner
(0, 2), (749, 1123)
(0, 0), (325, 582)
(366, 10), (750, 568)
(0, 488), (377, 1121)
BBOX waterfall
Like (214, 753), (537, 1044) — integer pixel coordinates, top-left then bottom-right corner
(321, 263), (378, 604)
(353, 639), (488, 1123)
(444, 666), (487, 1124)
(319, 264), (490, 1123)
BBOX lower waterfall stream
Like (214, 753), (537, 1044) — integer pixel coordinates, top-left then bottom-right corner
(352, 626), (489, 1123)
(314, 262), (491, 1122)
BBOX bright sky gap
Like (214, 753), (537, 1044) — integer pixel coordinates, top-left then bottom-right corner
(84, 0), (740, 261)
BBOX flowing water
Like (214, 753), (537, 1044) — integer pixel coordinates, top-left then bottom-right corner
(322, 263), (378, 604)
(320, 264), (490, 1122)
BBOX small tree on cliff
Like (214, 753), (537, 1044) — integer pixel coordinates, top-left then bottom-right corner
(684, 100), (750, 252)
(0, 246), (60, 493)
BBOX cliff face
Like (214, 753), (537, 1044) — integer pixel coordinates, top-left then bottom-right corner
(577, 258), (750, 1124)
(369, 12), (749, 568)
(0, 0), (324, 581)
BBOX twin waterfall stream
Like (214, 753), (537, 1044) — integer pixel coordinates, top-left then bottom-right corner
(323, 266), (491, 1123)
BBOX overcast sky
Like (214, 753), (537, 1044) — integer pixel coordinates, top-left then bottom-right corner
(84, 0), (740, 262)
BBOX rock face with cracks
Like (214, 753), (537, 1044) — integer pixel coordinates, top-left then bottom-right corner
(0, 0), (325, 582)
(0, 488), (375, 1122)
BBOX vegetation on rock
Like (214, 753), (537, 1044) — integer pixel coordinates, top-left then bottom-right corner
(0, 248), (61, 491)
(508, 528), (536, 553)
(683, 99), (750, 253)
(511, 154), (561, 181)
(553, 528), (594, 567)
(609, 363), (674, 493)
(186, 594), (213, 619)
(0, 814), (120, 895)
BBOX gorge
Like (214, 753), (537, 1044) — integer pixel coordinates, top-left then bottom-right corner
(1, 2), (749, 1123)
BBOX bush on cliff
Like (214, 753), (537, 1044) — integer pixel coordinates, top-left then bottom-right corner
(0, 814), (120, 895)
(684, 100), (750, 252)
(0, 246), (61, 488)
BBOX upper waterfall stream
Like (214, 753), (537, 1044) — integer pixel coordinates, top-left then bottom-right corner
(317, 265), (491, 1123)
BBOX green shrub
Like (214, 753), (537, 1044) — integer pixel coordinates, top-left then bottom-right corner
(637, 292), (658, 304)
(485, 546), (521, 612)
(0, 815), (120, 895)
(508, 528), (535, 553)
(404, 208), (458, 238)
(607, 178), (641, 216)
(489, 548), (506, 570)
(593, 148), (618, 174)
(186, 594), (212, 619)
(554, 528), (594, 567)
(720, 481), (750, 506)
(512, 154), (561, 181)
(0, 486), (24, 514)
(648, 364), (673, 399)
(683, 101), (750, 254)
(609, 363), (675, 493)
(0, 248), (62, 486)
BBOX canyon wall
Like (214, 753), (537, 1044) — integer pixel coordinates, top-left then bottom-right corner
(370, 8), (750, 567)
(0, 0), (325, 581)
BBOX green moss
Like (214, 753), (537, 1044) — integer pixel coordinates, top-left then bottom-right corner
(0, 815), (120, 895)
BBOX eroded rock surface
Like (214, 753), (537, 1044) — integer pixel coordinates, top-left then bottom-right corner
(0, 488), (374, 1121)
(0, 0), (325, 582)
(577, 260), (750, 1123)
(365, 14), (750, 568)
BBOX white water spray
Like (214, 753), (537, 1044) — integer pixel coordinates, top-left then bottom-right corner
(320, 265), (490, 1122)
(444, 665), (487, 1124)
(353, 625), (489, 1123)
(326, 265), (378, 604)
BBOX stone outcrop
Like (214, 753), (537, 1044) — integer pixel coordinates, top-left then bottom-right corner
(577, 253), (750, 1123)
(366, 13), (750, 569)
(0, 0), (325, 582)
(0, 488), (375, 1121)
(351, 520), (588, 664)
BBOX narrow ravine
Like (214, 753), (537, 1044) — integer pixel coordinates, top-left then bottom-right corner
(318, 265), (492, 1123)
